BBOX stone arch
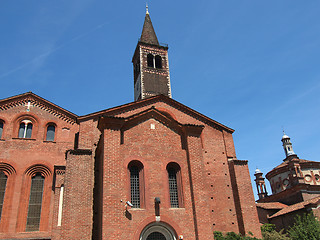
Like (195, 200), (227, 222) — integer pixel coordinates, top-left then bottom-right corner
(140, 222), (177, 240)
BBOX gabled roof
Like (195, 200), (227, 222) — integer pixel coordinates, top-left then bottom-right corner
(0, 92), (78, 124)
(269, 196), (320, 218)
(79, 94), (234, 133)
(140, 12), (159, 45)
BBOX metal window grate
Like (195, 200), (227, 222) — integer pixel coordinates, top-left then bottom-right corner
(130, 166), (140, 208)
(26, 174), (44, 231)
(146, 232), (166, 240)
(0, 171), (7, 219)
(168, 168), (179, 208)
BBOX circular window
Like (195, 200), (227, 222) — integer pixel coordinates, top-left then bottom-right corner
(140, 222), (176, 240)
(305, 174), (312, 182)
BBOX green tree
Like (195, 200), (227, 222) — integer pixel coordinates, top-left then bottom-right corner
(261, 223), (289, 240)
(287, 213), (320, 240)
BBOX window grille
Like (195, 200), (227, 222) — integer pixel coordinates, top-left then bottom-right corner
(168, 168), (179, 208)
(146, 232), (166, 240)
(130, 166), (140, 208)
(0, 122), (3, 139)
(26, 174), (44, 231)
(46, 125), (55, 141)
(0, 171), (7, 219)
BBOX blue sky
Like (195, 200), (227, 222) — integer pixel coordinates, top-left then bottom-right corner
(1, 1), (320, 198)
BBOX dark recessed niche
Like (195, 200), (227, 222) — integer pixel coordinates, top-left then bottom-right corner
(211, 197), (213, 199)
(227, 185), (229, 187)
(232, 222), (234, 225)
(229, 209), (232, 211)
(205, 151), (207, 153)
(225, 173), (227, 176)
(213, 223), (216, 226)
(228, 197), (230, 199)
(211, 210), (214, 212)
(211, 185), (213, 187)
(223, 163), (225, 165)
(208, 173), (210, 175)
(207, 162), (209, 164)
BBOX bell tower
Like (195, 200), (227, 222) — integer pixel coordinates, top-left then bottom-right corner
(132, 6), (172, 101)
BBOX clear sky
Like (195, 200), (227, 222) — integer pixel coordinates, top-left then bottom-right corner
(1, 1), (320, 199)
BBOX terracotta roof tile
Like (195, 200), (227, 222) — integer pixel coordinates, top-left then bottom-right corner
(269, 196), (320, 218)
(256, 202), (288, 210)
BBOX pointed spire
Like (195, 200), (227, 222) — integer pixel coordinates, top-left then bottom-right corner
(140, 6), (159, 45)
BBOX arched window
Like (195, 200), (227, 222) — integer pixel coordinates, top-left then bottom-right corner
(155, 55), (162, 69)
(26, 173), (45, 231)
(0, 122), (3, 139)
(0, 171), (7, 219)
(128, 161), (144, 208)
(147, 54), (154, 68)
(19, 120), (33, 139)
(167, 163), (182, 208)
(46, 125), (55, 141)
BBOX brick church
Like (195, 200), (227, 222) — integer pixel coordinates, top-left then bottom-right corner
(0, 9), (262, 240)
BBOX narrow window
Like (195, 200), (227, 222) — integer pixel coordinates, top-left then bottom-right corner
(167, 163), (182, 208)
(168, 168), (179, 207)
(147, 54), (154, 68)
(0, 171), (7, 219)
(0, 122), (3, 139)
(155, 55), (162, 69)
(130, 166), (140, 208)
(26, 173), (44, 231)
(18, 120), (33, 139)
(46, 125), (55, 141)
(19, 123), (25, 138)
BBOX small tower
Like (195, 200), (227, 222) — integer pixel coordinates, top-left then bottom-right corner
(132, 6), (172, 101)
(281, 132), (296, 158)
(254, 168), (268, 200)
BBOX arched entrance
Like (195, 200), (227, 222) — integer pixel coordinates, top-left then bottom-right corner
(140, 222), (177, 240)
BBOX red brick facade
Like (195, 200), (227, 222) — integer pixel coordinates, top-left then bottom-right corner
(0, 11), (262, 240)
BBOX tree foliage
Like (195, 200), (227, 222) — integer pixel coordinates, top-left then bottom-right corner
(261, 223), (289, 240)
(287, 213), (320, 240)
(213, 231), (260, 240)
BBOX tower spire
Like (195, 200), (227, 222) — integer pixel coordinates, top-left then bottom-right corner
(281, 132), (296, 158)
(132, 8), (172, 101)
(140, 6), (159, 45)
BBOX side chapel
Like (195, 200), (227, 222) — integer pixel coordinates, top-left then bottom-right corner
(0, 8), (261, 240)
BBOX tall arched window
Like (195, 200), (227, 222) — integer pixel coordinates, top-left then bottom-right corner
(167, 163), (182, 208)
(19, 120), (33, 139)
(26, 173), (45, 231)
(155, 55), (162, 69)
(128, 161), (144, 208)
(147, 54), (154, 68)
(46, 125), (55, 141)
(0, 171), (7, 219)
(0, 122), (3, 139)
